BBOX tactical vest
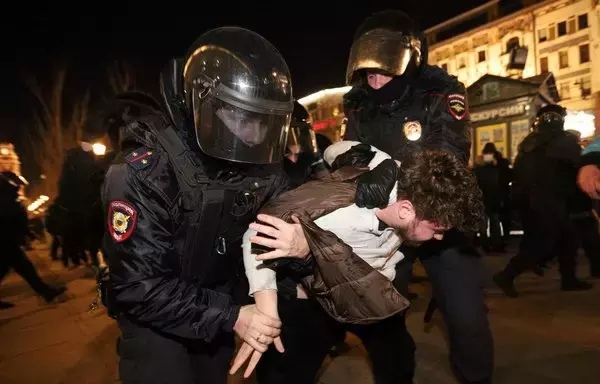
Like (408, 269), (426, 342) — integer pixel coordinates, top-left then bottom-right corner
(133, 114), (279, 288)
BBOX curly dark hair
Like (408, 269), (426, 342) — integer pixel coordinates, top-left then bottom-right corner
(397, 150), (484, 232)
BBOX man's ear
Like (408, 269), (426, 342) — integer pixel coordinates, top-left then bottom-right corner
(396, 200), (416, 221)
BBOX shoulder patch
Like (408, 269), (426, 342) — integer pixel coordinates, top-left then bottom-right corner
(125, 147), (155, 170)
(108, 200), (138, 243)
(447, 94), (468, 120)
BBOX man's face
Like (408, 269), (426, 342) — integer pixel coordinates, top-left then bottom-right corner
(367, 72), (393, 90)
(383, 200), (448, 245)
(216, 107), (267, 147)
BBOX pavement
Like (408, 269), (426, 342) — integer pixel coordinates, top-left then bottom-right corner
(1, 239), (599, 384)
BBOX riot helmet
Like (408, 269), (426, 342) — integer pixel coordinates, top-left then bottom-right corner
(286, 101), (317, 163)
(534, 104), (566, 133)
(183, 27), (294, 164)
(346, 10), (423, 85)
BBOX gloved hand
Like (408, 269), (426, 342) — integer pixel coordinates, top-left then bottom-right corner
(330, 143), (375, 172)
(356, 159), (399, 209)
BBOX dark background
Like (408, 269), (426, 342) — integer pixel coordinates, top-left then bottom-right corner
(0, 0), (522, 179)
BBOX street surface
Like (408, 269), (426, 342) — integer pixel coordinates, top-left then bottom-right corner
(1, 240), (599, 383)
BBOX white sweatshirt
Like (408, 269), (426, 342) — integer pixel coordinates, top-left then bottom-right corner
(242, 141), (404, 295)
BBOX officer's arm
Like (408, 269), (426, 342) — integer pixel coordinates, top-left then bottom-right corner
(102, 164), (240, 342)
(424, 87), (472, 163)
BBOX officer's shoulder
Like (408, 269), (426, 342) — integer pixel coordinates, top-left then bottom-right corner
(419, 65), (466, 95)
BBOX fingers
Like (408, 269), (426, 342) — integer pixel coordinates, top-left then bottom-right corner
(256, 214), (287, 230)
(229, 343), (253, 375)
(258, 313), (282, 330)
(291, 215), (300, 224)
(245, 337), (268, 353)
(254, 249), (285, 261)
(250, 236), (284, 253)
(274, 336), (285, 353)
(249, 222), (279, 238)
(243, 350), (263, 378)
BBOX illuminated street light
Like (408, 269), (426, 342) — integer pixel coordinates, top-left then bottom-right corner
(92, 143), (107, 156)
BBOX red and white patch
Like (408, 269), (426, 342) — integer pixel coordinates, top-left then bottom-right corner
(447, 94), (468, 120)
(108, 200), (138, 243)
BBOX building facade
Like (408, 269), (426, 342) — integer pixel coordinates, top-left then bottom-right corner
(427, 0), (600, 139)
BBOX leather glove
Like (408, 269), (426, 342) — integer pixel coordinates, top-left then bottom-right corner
(330, 143), (375, 172)
(356, 159), (399, 209)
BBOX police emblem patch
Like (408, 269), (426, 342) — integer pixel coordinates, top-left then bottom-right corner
(448, 94), (467, 120)
(403, 120), (422, 141)
(108, 201), (137, 243)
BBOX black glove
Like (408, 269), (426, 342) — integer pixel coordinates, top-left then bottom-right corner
(356, 159), (399, 209)
(330, 143), (375, 172)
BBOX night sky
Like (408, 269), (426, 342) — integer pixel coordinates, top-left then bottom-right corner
(0, 0), (494, 178)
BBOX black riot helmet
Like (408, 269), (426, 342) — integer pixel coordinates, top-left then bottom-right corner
(346, 10), (424, 85)
(286, 101), (317, 160)
(182, 27), (294, 164)
(534, 104), (566, 133)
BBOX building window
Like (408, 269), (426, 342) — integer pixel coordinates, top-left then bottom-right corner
(560, 83), (571, 99)
(478, 50), (486, 63)
(548, 24), (556, 40)
(538, 28), (547, 43)
(506, 37), (520, 53)
(557, 21), (567, 37)
(559, 51), (569, 69)
(441, 63), (448, 72)
(458, 56), (466, 69)
(540, 57), (548, 73)
(581, 77), (592, 97)
(579, 14), (588, 30)
(568, 17), (576, 34)
(580, 44), (590, 64)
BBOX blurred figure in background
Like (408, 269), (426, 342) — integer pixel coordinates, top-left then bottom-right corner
(0, 171), (65, 309)
(283, 101), (329, 188)
(494, 105), (592, 297)
(474, 143), (504, 252)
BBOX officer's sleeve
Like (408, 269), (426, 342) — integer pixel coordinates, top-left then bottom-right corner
(424, 86), (472, 163)
(102, 163), (240, 341)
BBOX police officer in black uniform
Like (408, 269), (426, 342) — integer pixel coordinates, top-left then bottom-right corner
(342, 10), (493, 384)
(102, 27), (297, 384)
(283, 101), (329, 188)
(494, 104), (593, 297)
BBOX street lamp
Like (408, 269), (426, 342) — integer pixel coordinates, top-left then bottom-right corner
(92, 142), (107, 156)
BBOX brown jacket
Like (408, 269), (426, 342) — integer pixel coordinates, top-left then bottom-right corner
(258, 166), (410, 324)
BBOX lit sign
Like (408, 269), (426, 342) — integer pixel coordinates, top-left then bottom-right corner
(564, 110), (595, 138)
(471, 103), (528, 122)
(312, 118), (338, 131)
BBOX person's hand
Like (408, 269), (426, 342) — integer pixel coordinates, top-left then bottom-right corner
(249, 214), (309, 261)
(577, 164), (600, 199)
(230, 336), (284, 378)
(233, 305), (281, 353)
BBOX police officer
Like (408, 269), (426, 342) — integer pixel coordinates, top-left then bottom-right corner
(283, 101), (329, 188)
(101, 27), (301, 383)
(342, 10), (493, 383)
(494, 104), (593, 296)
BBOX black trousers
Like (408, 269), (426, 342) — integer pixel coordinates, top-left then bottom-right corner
(117, 316), (234, 384)
(506, 211), (578, 283)
(397, 232), (493, 384)
(0, 244), (54, 297)
(256, 297), (415, 384)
